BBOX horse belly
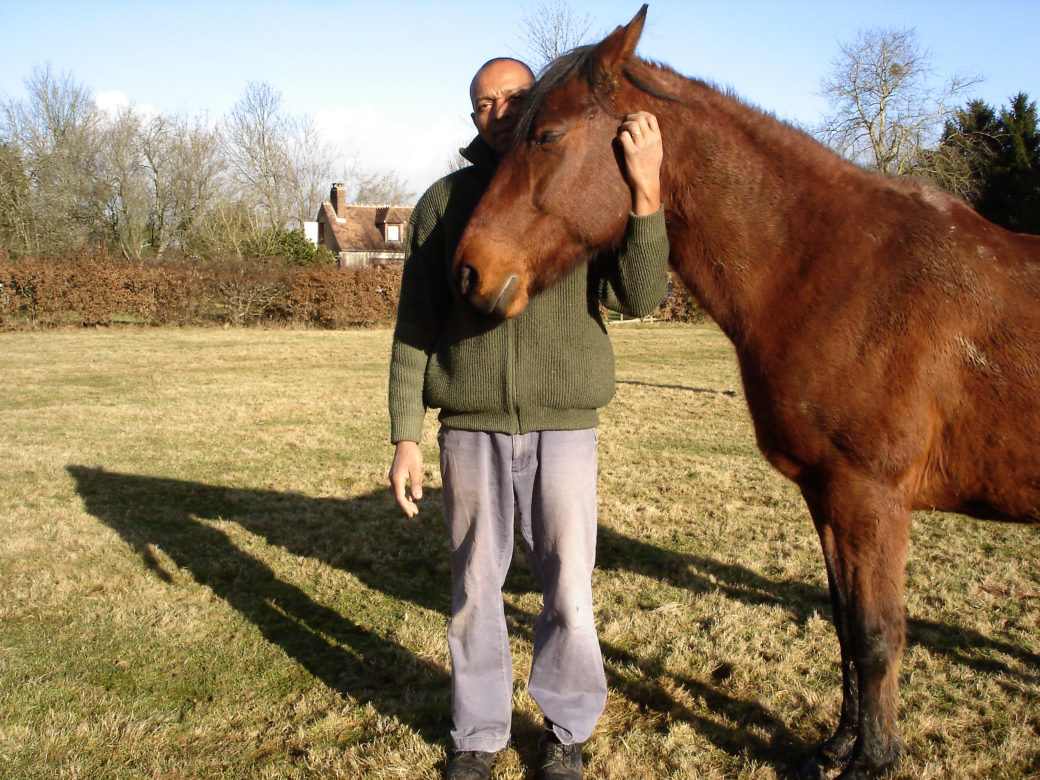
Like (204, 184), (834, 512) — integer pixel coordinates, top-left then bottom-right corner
(919, 376), (1040, 524)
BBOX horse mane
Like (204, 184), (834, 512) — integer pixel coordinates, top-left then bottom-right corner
(515, 41), (959, 237)
(513, 45), (825, 175)
(515, 45), (683, 143)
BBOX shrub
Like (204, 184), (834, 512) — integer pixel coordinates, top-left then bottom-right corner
(280, 265), (401, 327)
(1, 255), (71, 327)
(210, 260), (287, 325)
(270, 228), (337, 267)
(655, 274), (704, 322)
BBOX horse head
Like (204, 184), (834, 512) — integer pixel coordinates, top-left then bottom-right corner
(454, 5), (651, 318)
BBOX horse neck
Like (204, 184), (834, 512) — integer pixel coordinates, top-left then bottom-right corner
(649, 80), (839, 346)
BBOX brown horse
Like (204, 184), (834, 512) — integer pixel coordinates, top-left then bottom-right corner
(453, 6), (1040, 779)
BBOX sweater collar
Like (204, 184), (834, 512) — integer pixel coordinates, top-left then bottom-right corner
(460, 136), (499, 173)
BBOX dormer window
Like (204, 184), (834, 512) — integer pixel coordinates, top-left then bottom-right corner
(385, 224), (401, 242)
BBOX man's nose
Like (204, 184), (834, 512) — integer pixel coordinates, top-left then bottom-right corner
(495, 97), (520, 121)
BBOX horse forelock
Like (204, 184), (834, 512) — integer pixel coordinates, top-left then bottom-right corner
(515, 46), (597, 142)
(514, 47), (683, 144)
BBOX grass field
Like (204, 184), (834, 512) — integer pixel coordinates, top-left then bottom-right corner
(1, 324), (1037, 779)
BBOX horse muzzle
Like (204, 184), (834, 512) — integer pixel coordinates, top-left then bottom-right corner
(457, 263), (522, 319)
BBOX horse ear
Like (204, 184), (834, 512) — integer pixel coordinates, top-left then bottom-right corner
(593, 4), (647, 91)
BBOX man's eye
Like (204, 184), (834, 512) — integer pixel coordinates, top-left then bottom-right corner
(535, 131), (563, 146)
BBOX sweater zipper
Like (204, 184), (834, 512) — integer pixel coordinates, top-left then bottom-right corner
(506, 316), (519, 432)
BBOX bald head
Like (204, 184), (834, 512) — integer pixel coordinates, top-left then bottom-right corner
(469, 58), (535, 158)
(469, 58), (535, 105)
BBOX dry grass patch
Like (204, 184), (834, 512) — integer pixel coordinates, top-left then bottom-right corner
(1, 323), (1037, 779)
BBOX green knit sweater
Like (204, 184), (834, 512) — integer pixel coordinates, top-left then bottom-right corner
(388, 137), (670, 443)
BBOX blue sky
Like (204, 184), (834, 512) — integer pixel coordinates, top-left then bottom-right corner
(1, 0), (1037, 198)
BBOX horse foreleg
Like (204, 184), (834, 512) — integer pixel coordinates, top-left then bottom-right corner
(800, 493), (859, 780)
(805, 483), (910, 779)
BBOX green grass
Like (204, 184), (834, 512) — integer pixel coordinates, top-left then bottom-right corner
(1, 324), (1037, 779)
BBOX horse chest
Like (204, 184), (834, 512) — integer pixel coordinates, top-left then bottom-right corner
(740, 380), (832, 484)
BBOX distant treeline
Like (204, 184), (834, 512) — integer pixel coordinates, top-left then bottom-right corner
(1, 64), (1035, 300)
(0, 68), (413, 265)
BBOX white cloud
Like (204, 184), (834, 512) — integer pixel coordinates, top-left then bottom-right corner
(94, 90), (130, 115)
(314, 104), (473, 200)
(94, 90), (159, 120)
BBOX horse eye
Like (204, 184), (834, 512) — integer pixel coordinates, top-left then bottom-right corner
(535, 131), (563, 146)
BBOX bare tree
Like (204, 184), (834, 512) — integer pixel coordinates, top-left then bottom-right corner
(97, 105), (150, 262)
(224, 81), (294, 232)
(224, 81), (337, 236)
(285, 114), (336, 223)
(0, 140), (37, 255)
(92, 107), (228, 263)
(0, 67), (231, 261)
(351, 167), (414, 205)
(816, 27), (981, 176)
(139, 115), (185, 259)
(141, 113), (224, 260)
(0, 64), (105, 254)
(517, 0), (594, 72)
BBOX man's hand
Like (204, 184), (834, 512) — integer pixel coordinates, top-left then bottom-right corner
(617, 111), (663, 216)
(389, 440), (423, 518)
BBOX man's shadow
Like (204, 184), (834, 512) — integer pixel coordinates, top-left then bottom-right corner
(68, 466), (1039, 777)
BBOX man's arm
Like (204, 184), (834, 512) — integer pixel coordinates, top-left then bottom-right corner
(387, 184), (450, 516)
(599, 111), (670, 317)
(388, 243), (431, 516)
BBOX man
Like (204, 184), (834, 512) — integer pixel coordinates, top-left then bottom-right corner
(388, 56), (668, 780)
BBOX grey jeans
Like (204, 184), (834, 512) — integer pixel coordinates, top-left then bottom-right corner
(438, 427), (607, 752)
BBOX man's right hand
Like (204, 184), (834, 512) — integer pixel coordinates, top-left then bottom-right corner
(389, 440), (423, 517)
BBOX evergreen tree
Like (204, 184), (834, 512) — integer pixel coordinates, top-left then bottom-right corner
(932, 93), (1040, 234)
(977, 93), (1040, 234)
(929, 100), (1003, 200)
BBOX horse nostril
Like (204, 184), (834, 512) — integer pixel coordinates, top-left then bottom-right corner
(491, 274), (520, 318)
(458, 264), (476, 297)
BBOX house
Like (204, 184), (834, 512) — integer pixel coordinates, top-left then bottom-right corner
(314, 183), (412, 269)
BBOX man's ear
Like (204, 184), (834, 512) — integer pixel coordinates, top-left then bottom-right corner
(593, 4), (647, 95)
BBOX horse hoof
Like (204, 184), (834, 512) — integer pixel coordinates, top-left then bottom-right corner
(835, 764), (877, 780)
(799, 755), (843, 780)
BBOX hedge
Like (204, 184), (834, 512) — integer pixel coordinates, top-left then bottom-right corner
(0, 253), (401, 329)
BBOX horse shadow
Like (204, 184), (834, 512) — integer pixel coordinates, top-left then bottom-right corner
(617, 379), (738, 397)
(67, 466), (1038, 777)
(595, 526), (1040, 682)
(66, 465), (464, 749)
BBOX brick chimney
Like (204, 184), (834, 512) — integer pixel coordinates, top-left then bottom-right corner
(330, 183), (347, 219)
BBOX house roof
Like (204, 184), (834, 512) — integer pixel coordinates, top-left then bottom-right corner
(317, 202), (414, 253)
(381, 206), (411, 224)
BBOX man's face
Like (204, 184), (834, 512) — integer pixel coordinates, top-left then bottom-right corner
(470, 60), (534, 158)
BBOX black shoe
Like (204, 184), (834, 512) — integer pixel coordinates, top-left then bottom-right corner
(539, 729), (584, 780)
(444, 750), (498, 780)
